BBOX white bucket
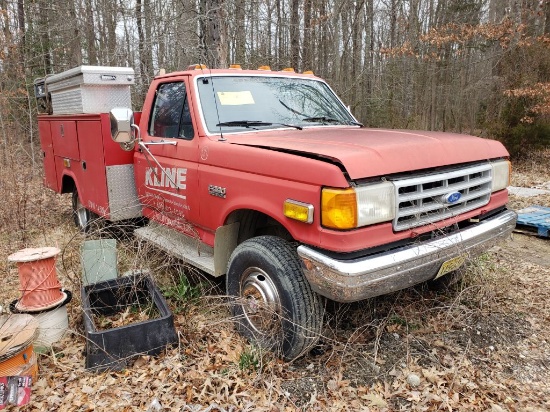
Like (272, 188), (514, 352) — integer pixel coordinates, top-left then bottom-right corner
(10, 291), (71, 350)
(33, 304), (69, 348)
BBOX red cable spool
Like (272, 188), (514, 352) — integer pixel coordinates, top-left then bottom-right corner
(8, 247), (64, 311)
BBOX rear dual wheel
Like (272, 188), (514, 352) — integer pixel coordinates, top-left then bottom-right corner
(72, 190), (98, 233)
(227, 236), (323, 360)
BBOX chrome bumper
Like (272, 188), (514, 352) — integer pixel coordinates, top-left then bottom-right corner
(297, 210), (517, 303)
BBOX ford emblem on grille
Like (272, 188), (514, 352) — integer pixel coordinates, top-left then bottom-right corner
(442, 191), (462, 204)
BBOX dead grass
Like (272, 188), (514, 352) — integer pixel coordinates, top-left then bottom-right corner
(510, 147), (550, 188)
(1, 149), (549, 411)
(509, 147), (550, 210)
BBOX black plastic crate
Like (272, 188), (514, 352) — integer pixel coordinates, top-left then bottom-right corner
(82, 272), (178, 371)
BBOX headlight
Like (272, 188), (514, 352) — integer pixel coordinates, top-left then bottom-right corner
(322, 182), (396, 230)
(491, 160), (511, 192)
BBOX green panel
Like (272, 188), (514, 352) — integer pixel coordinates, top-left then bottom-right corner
(81, 239), (118, 286)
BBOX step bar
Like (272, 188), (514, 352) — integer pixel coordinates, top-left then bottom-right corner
(134, 222), (215, 275)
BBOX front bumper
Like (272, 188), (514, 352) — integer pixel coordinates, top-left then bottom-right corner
(297, 209), (517, 302)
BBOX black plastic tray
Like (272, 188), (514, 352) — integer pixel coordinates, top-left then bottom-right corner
(82, 272), (178, 371)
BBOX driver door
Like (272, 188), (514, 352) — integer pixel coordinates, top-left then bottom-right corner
(134, 79), (199, 235)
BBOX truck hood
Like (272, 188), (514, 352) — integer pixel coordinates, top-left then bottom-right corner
(226, 127), (509, 180)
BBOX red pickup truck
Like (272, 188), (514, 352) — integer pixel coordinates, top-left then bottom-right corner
(37, 65), (517, 359)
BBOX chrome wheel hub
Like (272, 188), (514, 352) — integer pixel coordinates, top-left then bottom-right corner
(241, 267), (281, 334)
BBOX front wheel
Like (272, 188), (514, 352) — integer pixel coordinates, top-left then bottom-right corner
(227, 236), (323, 360)
(72, 190), (98, 232)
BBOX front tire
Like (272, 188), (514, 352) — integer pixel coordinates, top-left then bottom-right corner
(227, 236), (323, 360)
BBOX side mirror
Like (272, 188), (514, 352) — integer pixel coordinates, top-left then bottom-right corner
(110, 107), (135, 143)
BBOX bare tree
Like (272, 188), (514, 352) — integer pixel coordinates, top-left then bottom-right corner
(1, 0), (549, 159)
(136, 0), (153, 88)
(290, 0), (300, 69)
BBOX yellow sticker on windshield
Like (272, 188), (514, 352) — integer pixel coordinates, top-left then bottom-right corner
(217, 91), (255, 105)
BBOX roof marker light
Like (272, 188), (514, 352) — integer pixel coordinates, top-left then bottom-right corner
(187, 64), (208, 70)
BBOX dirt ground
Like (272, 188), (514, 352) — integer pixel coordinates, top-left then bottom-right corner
(1, 153), (549, 411)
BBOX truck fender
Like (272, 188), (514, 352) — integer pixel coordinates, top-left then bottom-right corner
(60, 170), (78, 195)
(213, 221), (240, 276)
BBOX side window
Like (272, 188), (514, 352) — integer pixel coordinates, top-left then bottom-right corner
(149, 82), (194, 139)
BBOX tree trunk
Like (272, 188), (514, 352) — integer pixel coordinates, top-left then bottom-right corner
(17, 0), (25, 70)
(390, 0), (397, 48)
(105, 0), (117, 65)
(136, 0), (152, 95)
(144, 0), (154, 71)
(235, 0), (246, 65)
(302, 0), (312, 71)
(1, 0), (9, 42)
(276, 0), (284, 65)
(85, 0), (97, 65)
(198, 0), (227, 68)
(290, 0), (300, 70)
(351, 0), (364, 108)
(266, 0), (273, 67)
(68, 0), (82, 66)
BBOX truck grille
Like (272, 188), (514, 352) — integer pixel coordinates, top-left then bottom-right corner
(392, 163), (492, 231)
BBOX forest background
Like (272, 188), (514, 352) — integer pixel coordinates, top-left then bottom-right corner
(0, 0), (550, 159)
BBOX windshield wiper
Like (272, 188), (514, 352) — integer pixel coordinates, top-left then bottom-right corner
(278, 123), (303, 130)
(216, 120), (303, 130)
(216, 120), (272, 128)
(302, 116), (364, 127)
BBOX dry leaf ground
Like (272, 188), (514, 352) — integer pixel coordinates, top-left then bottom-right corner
(0, 150), (549, 411)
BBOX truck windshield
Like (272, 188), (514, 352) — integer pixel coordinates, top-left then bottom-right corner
(197, 75), (359, 133)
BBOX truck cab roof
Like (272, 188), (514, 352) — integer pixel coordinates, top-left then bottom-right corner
(154, 66), (320, 81)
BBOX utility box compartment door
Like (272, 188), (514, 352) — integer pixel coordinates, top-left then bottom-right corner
(38, 119), (58, 192)
(75, 119), (109, 217)
(51, 120), (80, 160)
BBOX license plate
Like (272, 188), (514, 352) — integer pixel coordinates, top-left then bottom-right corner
(434, 255), (466, 280)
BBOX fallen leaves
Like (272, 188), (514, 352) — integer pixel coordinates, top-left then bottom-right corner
(2, 159), (550, 411)
(361, 392), (388, 408)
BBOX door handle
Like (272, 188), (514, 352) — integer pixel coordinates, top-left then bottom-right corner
(141, 140), (177, 146)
